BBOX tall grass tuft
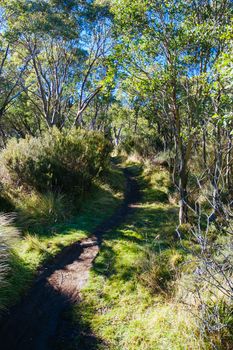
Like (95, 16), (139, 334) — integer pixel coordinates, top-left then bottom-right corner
(0, 213), (19, 311)
(138, 248), (184, 294)
(17, 192), (73, 233)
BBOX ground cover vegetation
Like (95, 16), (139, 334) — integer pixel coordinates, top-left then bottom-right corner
(0, 0), (232, 349)
(72, 163), (232, 350)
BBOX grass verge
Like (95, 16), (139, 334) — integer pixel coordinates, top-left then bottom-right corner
(0, 165), (125, 310)
(71, 164), (210, 350)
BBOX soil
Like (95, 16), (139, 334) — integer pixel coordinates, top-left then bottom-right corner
(0, 168), (140, 350)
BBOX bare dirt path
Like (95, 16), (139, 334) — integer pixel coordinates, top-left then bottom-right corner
(0, 167), (140, 350)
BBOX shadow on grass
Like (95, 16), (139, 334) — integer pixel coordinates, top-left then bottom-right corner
(89, 200), (178, 293)
(0, 241), (104, 350)
(0, 252), (33, 315)
(93, 245), (117, 278)
(0, 195), (15, 212)
(82, 161), (179, 287)
(134, 206), (178, 239)
(65, 169), (180, 350)
(143, 188), (169, 203)
(53, 305), (107, 350)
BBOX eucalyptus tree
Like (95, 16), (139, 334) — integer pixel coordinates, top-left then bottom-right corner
(0, 7), (32, 141)
(1, 0), (86, 130)
(0, 0), (113, 133)
(73, 8), (114, 126)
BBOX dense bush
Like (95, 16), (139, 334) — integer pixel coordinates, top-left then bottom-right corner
(0, 128), (112, 195)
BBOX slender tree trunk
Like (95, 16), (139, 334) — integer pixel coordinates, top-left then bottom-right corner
(226, 132), (232, 190)
(134, 109), (139, 133)
(203, 128), (207, 167)
(211, 125), (222, 218)
(179, 157), (189, 224)
(171, 81), (190, 225)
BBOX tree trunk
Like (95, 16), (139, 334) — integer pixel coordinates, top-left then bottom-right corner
(178, 156), (189, 225)
(226, 132), (232, 191)
(203, 129), (207, 167)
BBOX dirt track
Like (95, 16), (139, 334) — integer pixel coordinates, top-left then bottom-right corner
(0, 168), (140, 350)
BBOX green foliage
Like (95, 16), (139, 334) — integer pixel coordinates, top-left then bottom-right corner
(2, 0), (82, 40)
(0, 128), (112, 195)
(0, 0), (232, 347)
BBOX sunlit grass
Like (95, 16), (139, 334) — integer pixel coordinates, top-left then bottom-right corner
(72, 165), (210, 350)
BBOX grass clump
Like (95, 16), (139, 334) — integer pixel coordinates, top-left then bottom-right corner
(16, 192), (73, 233)
(138, 248), (184, 295)
(0, 213), (19, 312)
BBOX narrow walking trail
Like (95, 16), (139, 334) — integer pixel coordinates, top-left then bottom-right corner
(0, 168), (140, 350)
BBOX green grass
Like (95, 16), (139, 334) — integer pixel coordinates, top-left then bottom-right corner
(70, 164), (209, 350)
(1, 162), (231, 349)
(0, 166), (125, 309)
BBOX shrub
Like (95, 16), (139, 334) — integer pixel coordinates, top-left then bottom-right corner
(0, 128), (112, 195)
